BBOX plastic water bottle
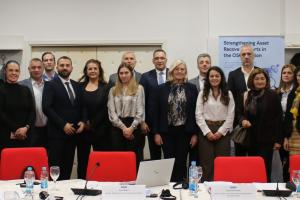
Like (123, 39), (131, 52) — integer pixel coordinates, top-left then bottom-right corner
(189, 161), (198, 196)
(24, 166), (35, 195)
(40, 167), (49, 191)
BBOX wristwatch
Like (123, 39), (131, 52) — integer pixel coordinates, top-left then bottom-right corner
(25, 125), (30, 130)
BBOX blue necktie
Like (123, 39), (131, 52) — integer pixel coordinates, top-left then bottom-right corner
(158, 71), (164, 85)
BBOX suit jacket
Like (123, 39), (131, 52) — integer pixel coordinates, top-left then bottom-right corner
(19, 78), (37, 123)
(228, 66), (259, 125)
(237, 89), (283, 144)
(189, 76), (201, 92)
(152, 81), (199, 135)
(42, 77), (84, 139)
(108, 70), (142, 85)
(278, 87), (297, 138)
(140, 69), (168, 128)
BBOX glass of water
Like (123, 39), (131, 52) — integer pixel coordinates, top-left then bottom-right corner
(194, 166), (203, 198)
(50, 166), (60, 191)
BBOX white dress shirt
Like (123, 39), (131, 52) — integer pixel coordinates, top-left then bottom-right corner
(241, 66), (254, 90)
(281, 85), (293, 114)
(31, 79), (47, 127)
(195, 90), (235, 136)
(198, 75), (206, 91)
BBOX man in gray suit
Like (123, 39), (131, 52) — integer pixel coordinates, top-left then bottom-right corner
(19, 58), (48, 147)
(188, 53), (211, 165)
(109, 51), (142, 85)
(189, 53), (211, 92)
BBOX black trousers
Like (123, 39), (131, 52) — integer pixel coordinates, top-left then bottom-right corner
(147, 132), (162, 160)
(161, 126), (191, 182)
(76, 134), (90, 179)
(248, 143), (273, 182)
(48, 137), (76, 180)
(111, 117), (144, 169)
(28, 126), (47, 148)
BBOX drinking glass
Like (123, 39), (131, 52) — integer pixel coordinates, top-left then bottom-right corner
(194, 166), (203, 197)
(50, 166), (60, 191)
(292, 170), (300, 199)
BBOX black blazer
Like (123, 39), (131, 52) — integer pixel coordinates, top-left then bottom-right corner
(81, 82), (111, 137)
(237, 89), (283, 144)
(42, 77), (84, 139)
(152, 81), (199, 135)
(228, 66), (259, 125)
(139, 69), (168, 128)
(278, 88), (295, 138)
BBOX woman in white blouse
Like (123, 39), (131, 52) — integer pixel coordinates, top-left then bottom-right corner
(195, 66), (235, 181)
(107, 63), (145, 166)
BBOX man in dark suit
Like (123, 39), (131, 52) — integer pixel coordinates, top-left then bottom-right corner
(140, 49), (168, 160)
(228, 44), (259, 156)
(109, 51), (142, 84)
(19, 58), (48, 148)
(42, 56), (85, 180)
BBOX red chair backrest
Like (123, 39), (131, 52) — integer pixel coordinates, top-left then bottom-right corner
(290, 155), (300, 181)
(86, 151), (136, 182)
(0, 147), (48, 180)
(214, 156), (267, 183)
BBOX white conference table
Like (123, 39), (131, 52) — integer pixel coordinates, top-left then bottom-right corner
(0, 179), (296, 200)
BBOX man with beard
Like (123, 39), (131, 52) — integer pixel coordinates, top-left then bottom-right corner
(42, 56), (85, 180)
(42, 52), (58, 81)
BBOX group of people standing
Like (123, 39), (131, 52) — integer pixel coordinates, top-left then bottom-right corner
(0, 45), (299, 183)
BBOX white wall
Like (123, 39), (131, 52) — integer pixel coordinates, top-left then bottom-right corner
(0, 0), (208, 79)
(0, 0), (299, 78)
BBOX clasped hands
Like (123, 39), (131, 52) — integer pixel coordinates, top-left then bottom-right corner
(206, 132), (222, 141)
(63, 121), (85, 135)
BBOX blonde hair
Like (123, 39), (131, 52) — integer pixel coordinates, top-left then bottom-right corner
(168, 59), (188, 83)
(113, 63), (139, 96)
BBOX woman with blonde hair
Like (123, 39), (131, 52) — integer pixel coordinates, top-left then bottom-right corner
(277, 64), (296, 181)
(153, 59), (198, 182)
(107, 63), (145, 166)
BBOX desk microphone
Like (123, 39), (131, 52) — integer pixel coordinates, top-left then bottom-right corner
(262, 181), (292, 197)
(71, 162), (102, 196)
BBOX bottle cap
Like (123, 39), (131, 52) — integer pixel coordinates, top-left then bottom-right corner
(191, 161), (196, 166)
(42, 167), (46, 170)
(27, 166), (32, 171)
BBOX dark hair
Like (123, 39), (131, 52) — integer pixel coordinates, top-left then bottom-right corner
(2, 60), (20, 82)
(294, 66), (300, 88)
(247, 68), (270, 90)
(41, 52), (55, 62)
(290, 53), (300, 67)
(78, 59), (107, 84)
(202, 66), (229, 106)
(57, 56), (72, 65)
(153, 49), (167, 57)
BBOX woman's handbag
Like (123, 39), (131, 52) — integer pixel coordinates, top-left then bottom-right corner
(231, 125), (250, 147)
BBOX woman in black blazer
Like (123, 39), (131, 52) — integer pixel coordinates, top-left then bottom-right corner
(277, 64), (296, 182)
(237, 68), (283, 182)
(79, 59), (111, 151)
(153, 59), (198, 182)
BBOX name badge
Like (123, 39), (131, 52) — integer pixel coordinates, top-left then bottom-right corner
(102, 184), (146, 200)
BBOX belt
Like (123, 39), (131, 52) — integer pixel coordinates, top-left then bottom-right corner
(205, 120), (225, 126)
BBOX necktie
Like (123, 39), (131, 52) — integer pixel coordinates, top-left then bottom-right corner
(158, 71), (164, 85)
(65, 82), (75, 105)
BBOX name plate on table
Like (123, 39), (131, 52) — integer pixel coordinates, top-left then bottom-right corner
(102, 184), (146, 200)
(210, 184), (256, 200)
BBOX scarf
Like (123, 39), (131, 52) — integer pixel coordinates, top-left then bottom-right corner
(246, 89), (265, 115)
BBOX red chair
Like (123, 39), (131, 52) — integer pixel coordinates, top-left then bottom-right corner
(214, 156), (267, 183)
(86, 151), (136, 182)
(0, 147), (48, 180)
(290, 155), (300, 181)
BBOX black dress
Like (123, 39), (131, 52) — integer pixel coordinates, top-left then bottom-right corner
(82, 83), (111, 151)
(0, 82), (34, 152)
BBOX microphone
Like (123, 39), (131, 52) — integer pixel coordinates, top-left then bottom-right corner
(71, 162), (102, 196)
(262, 181), (292, 197)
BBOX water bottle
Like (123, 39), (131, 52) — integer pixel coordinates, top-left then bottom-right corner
(189, 161), (198, 196)
(40, 167), (49, 191)
(24, 166), (35, 195)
